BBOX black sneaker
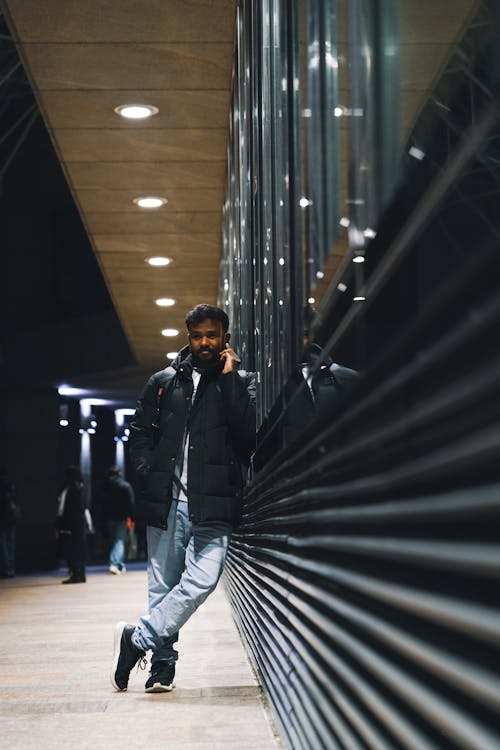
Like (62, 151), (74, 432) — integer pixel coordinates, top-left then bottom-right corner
(144, 662), (176, 693)
(111, 621), (146, 691)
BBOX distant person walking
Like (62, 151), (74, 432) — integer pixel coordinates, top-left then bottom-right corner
(0, 471), (19, 578)
(100, 465), (135, 575)
(55, 466), (91, 584)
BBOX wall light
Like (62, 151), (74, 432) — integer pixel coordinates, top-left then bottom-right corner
(59, 403), (69, 427)
(80, 412), (98, 434)
(133, 196), (167, 209)
(155, 298), (176, 307)
(58, 385), (88, 397)
(161, 328), (179, 337)
(408, 146), (425, 160)
(114, 104), (159, 119)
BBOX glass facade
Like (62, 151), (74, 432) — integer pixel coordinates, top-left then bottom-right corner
(224, 4), (500, 746)
(220, 0), (483, 429)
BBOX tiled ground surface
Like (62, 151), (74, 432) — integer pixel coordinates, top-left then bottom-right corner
(0, 566), (281, 750)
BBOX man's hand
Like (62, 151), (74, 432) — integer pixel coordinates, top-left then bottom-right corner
(220, 344), (240, 374)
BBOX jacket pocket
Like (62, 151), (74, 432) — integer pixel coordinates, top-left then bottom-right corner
(147, 470), (171, 503)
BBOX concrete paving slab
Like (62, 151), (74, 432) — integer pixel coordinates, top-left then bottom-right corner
(0, 566), (281, 750)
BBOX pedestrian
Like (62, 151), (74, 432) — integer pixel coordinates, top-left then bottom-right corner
(111, 303), (256, 693)
(0, 470), (19, 578)
(100, 465), (135, 575)
(55, 465), (92, 584)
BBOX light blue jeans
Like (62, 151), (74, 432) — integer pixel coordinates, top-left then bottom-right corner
(107, 519), (128, 570)
(132, 501), (231, 666)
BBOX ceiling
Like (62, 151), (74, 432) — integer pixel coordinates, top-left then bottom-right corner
(1, 0), (236, 396)
(1, 0), (480, 403)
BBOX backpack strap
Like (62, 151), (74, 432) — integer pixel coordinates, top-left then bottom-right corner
(153, 366), (177, 434)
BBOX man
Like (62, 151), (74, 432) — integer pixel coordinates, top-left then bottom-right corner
(100, 465), (135, 575)
(111, 303), (256, 693)
(0, 471), (19, 579)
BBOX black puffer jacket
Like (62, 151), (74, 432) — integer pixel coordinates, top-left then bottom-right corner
(129, 347), (256, 529)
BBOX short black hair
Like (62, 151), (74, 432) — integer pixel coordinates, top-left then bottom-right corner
(185, 303), (229, 333)
(65, 465), (82, 483)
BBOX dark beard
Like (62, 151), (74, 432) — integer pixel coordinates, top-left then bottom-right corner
(192, 352), (224, 374)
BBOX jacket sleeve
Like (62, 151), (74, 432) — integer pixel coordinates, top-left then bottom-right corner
(217, 370), (256, 445)
(128, 372), (161, 479)
(127, 482), (136, 519)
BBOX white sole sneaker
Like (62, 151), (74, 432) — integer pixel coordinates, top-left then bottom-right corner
(144, 680), (175, 694)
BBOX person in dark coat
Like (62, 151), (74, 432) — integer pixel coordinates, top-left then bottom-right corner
(100, 465), (135, 575)
(55, 465), (89, 584)
(0, 471), (19, 578)
(111, 303), (256, 694)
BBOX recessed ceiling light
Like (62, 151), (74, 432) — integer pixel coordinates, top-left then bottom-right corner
(307, 297), (315, 304)
(133, 196), (167, 209)
(161, 328), (179, 337)
(114, 104), (159, 119)
(352, 255), (365, 263)
(299, 197), (311, 208)
(146, 257), (172, 267)
(155, 298), (175, 307)
(353, 295), (366, 301)
(166, 351), (178, 359)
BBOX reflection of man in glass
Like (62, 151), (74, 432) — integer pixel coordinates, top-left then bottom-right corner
(282, 304), (358, 447)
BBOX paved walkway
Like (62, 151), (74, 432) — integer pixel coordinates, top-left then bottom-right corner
(0, 565), (281, 750)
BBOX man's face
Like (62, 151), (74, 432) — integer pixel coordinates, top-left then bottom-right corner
(188, 318), (226, 365)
